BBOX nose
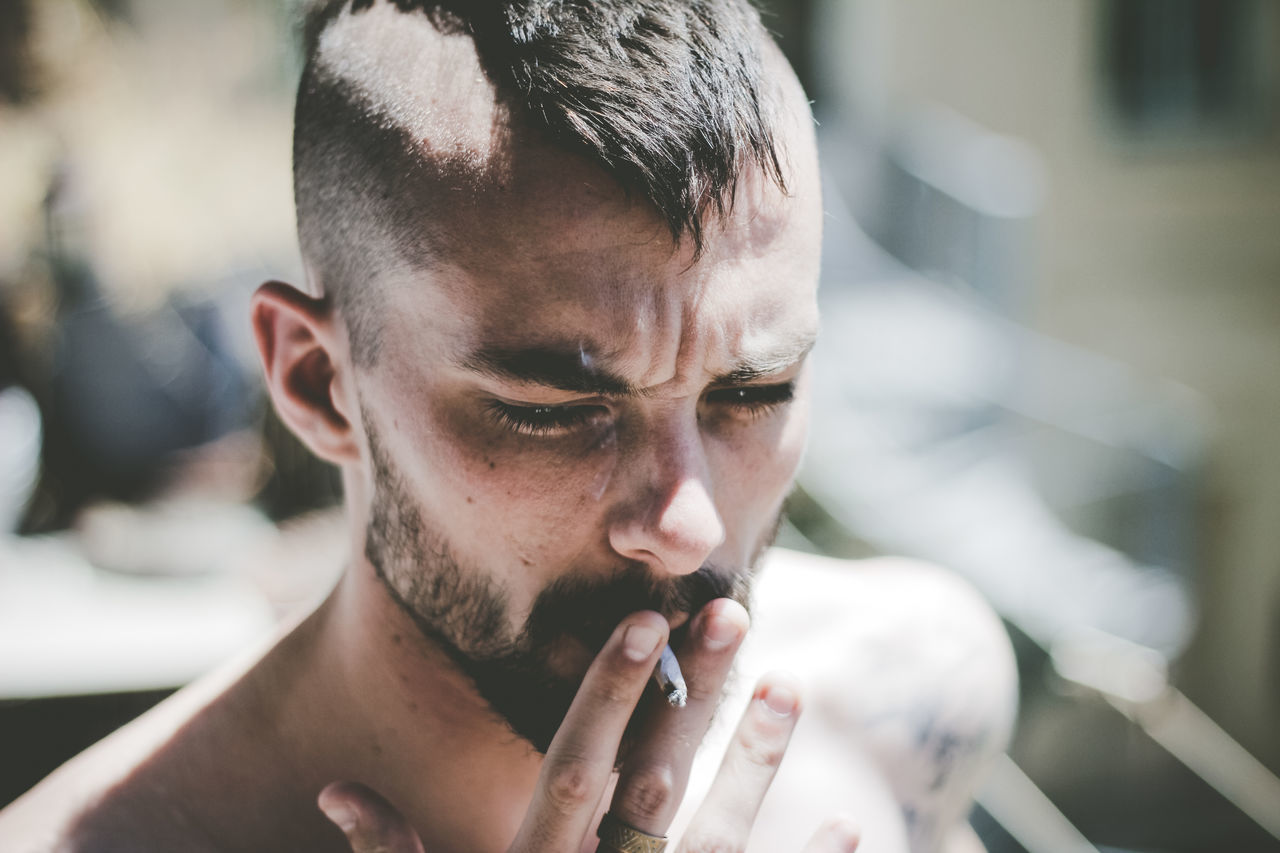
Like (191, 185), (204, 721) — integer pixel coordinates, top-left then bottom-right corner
(607, 420), (726, 577)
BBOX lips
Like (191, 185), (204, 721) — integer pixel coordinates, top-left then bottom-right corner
(557, 607), (692, 659)
(524, 563), (744, 658)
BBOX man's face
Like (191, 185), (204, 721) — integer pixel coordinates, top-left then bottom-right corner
(353, 142), (822, 751)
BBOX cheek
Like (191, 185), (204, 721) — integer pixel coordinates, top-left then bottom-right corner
(423, 404), (621, 545)
(711, 401), (810, 534)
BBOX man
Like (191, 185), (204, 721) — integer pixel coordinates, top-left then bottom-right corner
(0, 1), (1016, 850)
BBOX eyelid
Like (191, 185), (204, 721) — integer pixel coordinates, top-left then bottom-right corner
(483, 374), (798, 437)
(488, 388), (613, 408)
(703, 380), (796, 407)
(485, 399), (610, 437)
(707, 377), (797, 392)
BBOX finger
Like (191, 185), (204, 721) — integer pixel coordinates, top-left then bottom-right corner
(678, 672), (803, 853)
(608, 598), (749, 834)
(509, 611), (669, 853)
(318, 781), (426, 853)
(799, 816), (861, 853)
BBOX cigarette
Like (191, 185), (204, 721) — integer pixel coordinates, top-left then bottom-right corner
(652, 644), (687, 707)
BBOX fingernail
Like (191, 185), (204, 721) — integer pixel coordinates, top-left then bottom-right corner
(320, 801), (358, 834)
(701, 611), (741, 652)
(761, 682), (798, 717)
(623, 623), (663, 661)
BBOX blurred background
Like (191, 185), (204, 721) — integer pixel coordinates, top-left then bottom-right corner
(0, 1), (1277, 850)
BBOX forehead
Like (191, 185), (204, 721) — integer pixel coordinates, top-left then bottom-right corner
(322, 3), (825, 378)
(374, 145), (822, 389)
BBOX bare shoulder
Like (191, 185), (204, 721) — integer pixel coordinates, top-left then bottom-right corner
(0, 687), (224, 853)
(0, 638), (286, 853)
(747, 549), (1019, 852)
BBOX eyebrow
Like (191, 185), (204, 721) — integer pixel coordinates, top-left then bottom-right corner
(711, 335), (817, 385)
(461, 333), (817, 397)
(462, 345), (641, 396)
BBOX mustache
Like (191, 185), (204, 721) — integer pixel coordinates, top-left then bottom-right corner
(521, 563), (751, 652)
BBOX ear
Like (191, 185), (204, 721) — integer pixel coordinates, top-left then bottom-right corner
(251, 281), (360, 466)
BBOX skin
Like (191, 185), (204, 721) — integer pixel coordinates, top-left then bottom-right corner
(282, 64), (831, 849)
(353, 152), (817, 659)
(0, 11), (1017, 852)
(258, 36), (835, 847)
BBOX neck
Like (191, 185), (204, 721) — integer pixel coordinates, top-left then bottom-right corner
(264, 560), (546, 852)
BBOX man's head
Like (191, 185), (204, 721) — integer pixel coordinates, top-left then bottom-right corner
(254, 0), (821, 751)
(292, 0), (795, 364)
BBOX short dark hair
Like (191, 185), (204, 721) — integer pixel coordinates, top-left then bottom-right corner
(294, 0), (787, 364)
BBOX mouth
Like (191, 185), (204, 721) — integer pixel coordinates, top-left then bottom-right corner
(550, 609), (692, 678)
(527, 564), (743, 671)
(539, 615), (692, 694)
(665, 611), (695, 652)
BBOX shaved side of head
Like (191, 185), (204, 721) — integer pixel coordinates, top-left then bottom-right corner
(292, 0), (803, 364)
(294, 4), (511, 363)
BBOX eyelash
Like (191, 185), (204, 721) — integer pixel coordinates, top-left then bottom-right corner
(486, 402), (606, 437)
(703, 382), (796, 415)
(487, 382), (796, 437)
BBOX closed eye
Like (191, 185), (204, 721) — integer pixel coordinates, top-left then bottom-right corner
(703, 381), (795, 416)
(486, 401), (608, 437)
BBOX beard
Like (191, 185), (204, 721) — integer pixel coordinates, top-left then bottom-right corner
(362, 417), (775, 754)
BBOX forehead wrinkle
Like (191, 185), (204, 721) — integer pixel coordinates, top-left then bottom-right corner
(460, 341), (647, 397)
(591, 269), (701, 395)
(663, 283), (721, 391)
(714, 335), (817, 384)
(525, 248), (810, 397)
(665, 248), (819, 389)
(456, 317), (809, 400)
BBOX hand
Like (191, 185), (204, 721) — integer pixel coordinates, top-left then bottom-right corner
(319, 602), (860, 852)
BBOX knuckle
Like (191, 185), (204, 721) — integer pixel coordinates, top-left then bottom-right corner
(597, 671), (639, 707)
(734, 725), (786, 771)
(617, 763), (677, 823)
(680, 830), (746, 853)
(542, 757), (596, 814)
(587, 658), (646, 706)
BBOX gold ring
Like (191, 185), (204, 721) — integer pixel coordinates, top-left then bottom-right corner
(596, 811), (668, 853)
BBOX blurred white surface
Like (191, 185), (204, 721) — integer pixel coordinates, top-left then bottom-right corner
(0, 386), (42, 534)
(0, 533), (275, 698)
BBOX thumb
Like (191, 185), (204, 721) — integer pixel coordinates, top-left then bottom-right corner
(319, 780), (427, 853)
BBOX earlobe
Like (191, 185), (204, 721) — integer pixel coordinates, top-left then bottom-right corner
(251, 280), (360, 465)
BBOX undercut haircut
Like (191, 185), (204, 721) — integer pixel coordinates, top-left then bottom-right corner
(294, 0), (788, 364)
